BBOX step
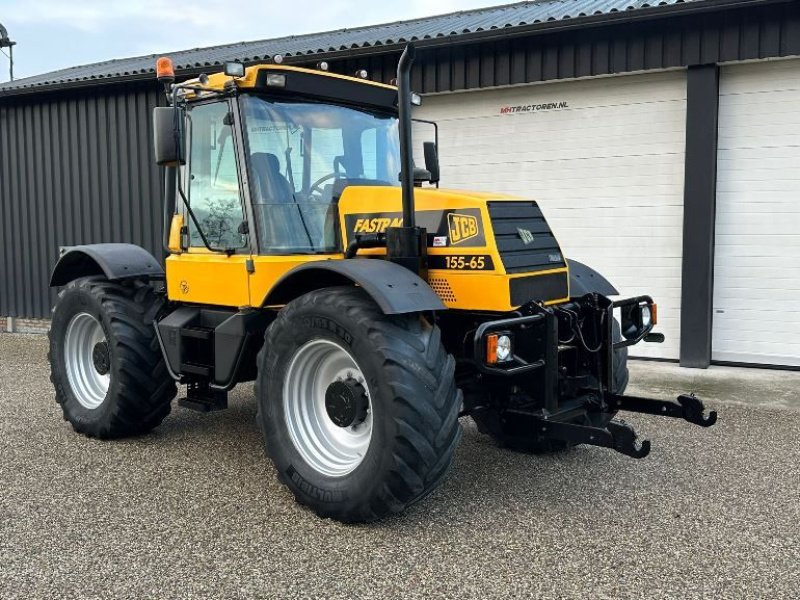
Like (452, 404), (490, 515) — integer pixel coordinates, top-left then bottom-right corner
(180, 326), (213, 341)
(181, 362), (211, 377)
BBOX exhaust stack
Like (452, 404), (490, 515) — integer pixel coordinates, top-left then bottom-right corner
(386, 43), (426, 274)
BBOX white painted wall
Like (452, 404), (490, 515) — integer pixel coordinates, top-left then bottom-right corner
(417, 71), (687, 359)
(713, 58), (800, 366)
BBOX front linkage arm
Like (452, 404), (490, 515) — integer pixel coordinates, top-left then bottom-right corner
(529, 392), (716, 460)
(534, 418), (652, 459)
(607, 392), (718, 427)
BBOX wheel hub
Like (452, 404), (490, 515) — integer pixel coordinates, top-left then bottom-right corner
(325, 378), (368, 428)
(92, 341), (110, 375)
(64, 312), (110, 410)
(283, 339), (373, 477)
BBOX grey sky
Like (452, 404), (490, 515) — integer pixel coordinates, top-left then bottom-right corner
(0, 0), (508, 81)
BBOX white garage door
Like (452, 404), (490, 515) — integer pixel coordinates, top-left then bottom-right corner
(713, 59), (800, 367)
(417, 72), (687, 359)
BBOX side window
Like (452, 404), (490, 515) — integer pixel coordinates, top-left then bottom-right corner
(187, 102), (246, 249)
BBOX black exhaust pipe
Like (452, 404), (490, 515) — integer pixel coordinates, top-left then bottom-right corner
(397, 43), (416, 229)
(386, 43), (426, 274)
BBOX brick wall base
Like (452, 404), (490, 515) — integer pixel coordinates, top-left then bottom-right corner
(1, 316), (51, 334)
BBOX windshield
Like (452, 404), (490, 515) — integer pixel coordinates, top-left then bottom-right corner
(241, 96), (401, 253)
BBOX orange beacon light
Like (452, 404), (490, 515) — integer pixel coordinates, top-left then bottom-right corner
(156, 57), (175, 85)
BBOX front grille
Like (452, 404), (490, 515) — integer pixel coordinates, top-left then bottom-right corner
(488, 201), (566, 274)
(510, 273), (569, 306)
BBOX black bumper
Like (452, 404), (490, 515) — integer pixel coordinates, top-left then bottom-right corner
(464, 294), (717, 458)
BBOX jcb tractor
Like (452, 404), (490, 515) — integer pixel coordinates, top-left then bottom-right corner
(48, 45), (717, 522)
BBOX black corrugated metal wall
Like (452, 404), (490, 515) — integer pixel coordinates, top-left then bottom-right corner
(323, 3), (800, 92)
(0, 83), (163, 318)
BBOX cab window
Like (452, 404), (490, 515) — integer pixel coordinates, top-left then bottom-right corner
(186, 101), (247, 250)
(242, 96), (401, 254)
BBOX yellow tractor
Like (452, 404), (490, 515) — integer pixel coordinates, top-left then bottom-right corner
(48, 46), (716, 522)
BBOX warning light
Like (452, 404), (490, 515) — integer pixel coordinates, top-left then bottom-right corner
(156, 57), (175, 84)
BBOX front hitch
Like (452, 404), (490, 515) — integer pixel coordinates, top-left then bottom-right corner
(607, 392), (718, 427)
(509, 391), (717, 460)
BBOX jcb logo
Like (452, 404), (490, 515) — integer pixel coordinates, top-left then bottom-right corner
(448, 213), (479, 245)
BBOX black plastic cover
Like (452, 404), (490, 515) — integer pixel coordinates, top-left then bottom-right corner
(567, 259), (619, 297)
(50, 244), (164, 287)
(263, 258), (445, 314)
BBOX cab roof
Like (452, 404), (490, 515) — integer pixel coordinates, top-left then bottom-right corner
(196, 63), (397, 92)
(186, 64), (400, 112)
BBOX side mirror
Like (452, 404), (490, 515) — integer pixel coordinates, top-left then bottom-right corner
(153, 106), (185, 167)
(413, 166), (432, 186)
(423, 141), (440, 184)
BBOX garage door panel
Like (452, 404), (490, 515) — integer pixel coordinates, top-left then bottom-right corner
(714, 216), (799, 234)
(440, 138), (684, 163)
(717, 163), (800, 182)
(714, 279), (800, 294)
(419, 71), (686, 359)
(718, 59), (800, 92)
(439, 105), (686, 135)
(714, 317), (800, 334)
(713, 59), (800, 366)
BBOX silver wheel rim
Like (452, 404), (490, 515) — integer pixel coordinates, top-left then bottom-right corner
(64, 312), (110, 409)
(283, 339), (373, 477)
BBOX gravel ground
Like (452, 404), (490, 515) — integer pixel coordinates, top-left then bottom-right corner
(1, 334), (798, 599)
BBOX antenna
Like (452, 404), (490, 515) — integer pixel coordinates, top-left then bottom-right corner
(0, 22), (15, 81)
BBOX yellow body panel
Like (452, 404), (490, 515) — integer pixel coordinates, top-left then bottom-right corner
(167, 214), (184, 253)
(338, 187), (569, 312)
(248, 254), (343, 308)
(165, 187), (569, 312)
(166, 252), (251, 306)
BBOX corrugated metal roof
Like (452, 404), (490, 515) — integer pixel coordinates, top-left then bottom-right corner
(1, 0), (710, 95)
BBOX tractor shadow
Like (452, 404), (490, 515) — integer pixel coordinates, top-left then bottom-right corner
(145, 383), (680, 530)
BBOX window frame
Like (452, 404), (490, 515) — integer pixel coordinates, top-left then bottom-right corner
(181, 97), (255, 255)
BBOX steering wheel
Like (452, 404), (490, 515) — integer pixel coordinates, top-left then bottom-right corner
(308, 172), (342, 198)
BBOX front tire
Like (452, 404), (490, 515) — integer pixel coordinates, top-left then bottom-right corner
(48, 277), (177, 438)
(256, 287), (462, 523)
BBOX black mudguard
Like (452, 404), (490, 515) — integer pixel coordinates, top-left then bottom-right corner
(50, 244), (164, 287)
(568, 259), (618, 297)
(262, 258), (446, 315)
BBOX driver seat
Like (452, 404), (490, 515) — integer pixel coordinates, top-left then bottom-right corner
(250, 152), (293, 204)
(250, 152), (310, 250)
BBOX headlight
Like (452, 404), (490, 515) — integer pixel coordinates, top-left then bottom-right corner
(621, 302), (657, 340)
(641, 305), (651, 328)
(496, 335), (512, 362)
(486, 333), (513, 364)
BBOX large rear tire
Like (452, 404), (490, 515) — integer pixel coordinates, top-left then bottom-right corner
(48, 277), (177, 438)
(256, 287), (462, 523)
(472, 318), (628, 453)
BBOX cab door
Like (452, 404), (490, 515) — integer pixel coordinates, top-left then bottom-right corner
(166, 98), (253, 307)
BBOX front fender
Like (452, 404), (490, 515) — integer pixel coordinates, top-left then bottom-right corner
(568, 259), (619, 297)
(50, 244), (164, 287)
(262, 259), (446, 315)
